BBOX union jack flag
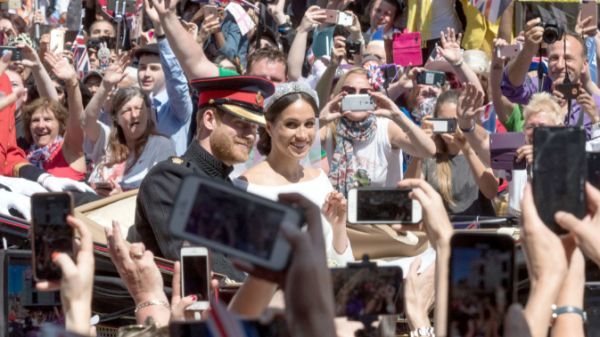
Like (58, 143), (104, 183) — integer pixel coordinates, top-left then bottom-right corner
(71, 29), (90, 79)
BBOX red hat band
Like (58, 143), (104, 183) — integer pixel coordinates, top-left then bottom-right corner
(198, 89), (265, 108)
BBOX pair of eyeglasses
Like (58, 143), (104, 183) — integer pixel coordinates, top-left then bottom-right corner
(341, 86), (370, 95)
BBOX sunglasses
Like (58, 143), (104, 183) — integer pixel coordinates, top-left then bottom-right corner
(341, 86), (370, 95)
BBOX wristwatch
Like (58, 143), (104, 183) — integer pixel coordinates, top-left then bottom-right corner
(410, 326), (434, 337)
(551, 304), (587, 325)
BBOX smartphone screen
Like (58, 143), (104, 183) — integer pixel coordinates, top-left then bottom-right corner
(448, 233), (515, 337)
(417, 71), (445, 87)
(182, 254), (209, 301)
(348, 188), (421, 224)
(331, 265), (403, 318)
(533, 127), (586, 234)
(429, 118), (457, 134)
(31, 193), (74, 281)
(588, 152), (600, 189)
(175, 176), (299, 271)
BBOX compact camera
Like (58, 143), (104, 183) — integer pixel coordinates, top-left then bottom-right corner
(345, 40), (361, 59)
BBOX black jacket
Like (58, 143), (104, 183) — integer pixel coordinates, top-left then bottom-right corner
(132, 141), (246, 282)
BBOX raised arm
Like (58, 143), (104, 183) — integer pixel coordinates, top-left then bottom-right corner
(44, 52), (84, 156)
(436, 28), (484, 93)
(506, 18), (543, 87)
(457, 83), (492, 166)
(83, 54), (129, 143)
(18, 43), (58, 101)
(490, 38), (517, 125)
(146, 2), (193, 123)
(288, 6), (326, 81)
(150, 0), (219, 79)
(370, 91), (436, 158)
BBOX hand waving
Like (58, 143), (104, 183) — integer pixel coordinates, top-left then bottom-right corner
(457, 83), (484, 127)
(44, 51), (77, 83)
(436, 28), (463, 65)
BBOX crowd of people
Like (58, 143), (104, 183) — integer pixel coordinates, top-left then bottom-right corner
(1, 0), (600, 336)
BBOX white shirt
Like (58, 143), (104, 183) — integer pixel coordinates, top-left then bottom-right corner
(236, 170), (355, 266)
(325, 117), (404, 188)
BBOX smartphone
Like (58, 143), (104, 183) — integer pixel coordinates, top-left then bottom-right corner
(331, 264), (403, 318)
(341, 94), (375, 112)
(429, 118), (457, 134)
(169, 175), (302, 271)
(0, 46), (21, 61)
(489, 132), (527, 170)
(204, 4), (219, 18)
(30, 193), (74, 281)
(170, 316), (290, 337)
(337, 12), (353, 26)
(582, 0), (598, 27)
(324, 9), (339, 24)
(416, 71), (446, 87)
(49, 28), (65, 54)
(180, 246), (210, 311)
(448, 233), (515, 337)
(495, 43), (523, 59)
(533, 127), (586, 234)
(347, 187), (422, 224)
(312, 26), (334, 58)
(381, 64), (398, 87)
(588, 152), (600, 189)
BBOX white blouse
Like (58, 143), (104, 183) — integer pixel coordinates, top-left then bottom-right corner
(236, 170), (355, 266)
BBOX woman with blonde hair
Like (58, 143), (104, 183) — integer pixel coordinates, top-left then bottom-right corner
(406, 89), (498, 215)
(319, 67), (436, 195)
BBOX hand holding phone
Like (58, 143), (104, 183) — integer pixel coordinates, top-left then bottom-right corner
(495, 43), (523, 59)
(169, 176), (302, 271)
(416, 71), (445, 87)
(428, 118), (457, 134)
(31, 193), (74, 281)
(181, 247), (211, 311)
(448, 233), (515, 337)
(347, 188), (422, 224)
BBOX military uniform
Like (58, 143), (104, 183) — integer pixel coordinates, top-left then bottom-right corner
(132, 76), (275, 282)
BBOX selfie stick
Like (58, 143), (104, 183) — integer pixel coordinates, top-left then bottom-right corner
(114, 0), (125, 54)
(34, 0), (40, 45)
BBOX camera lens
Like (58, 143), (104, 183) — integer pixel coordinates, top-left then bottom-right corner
(542, 21), (563, 44)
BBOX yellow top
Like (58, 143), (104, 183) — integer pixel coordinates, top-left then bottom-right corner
(406, 0), (499, 55)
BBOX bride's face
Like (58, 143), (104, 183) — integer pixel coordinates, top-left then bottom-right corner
(267, 99), (317, 159)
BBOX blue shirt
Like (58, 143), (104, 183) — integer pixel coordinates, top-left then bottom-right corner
(218, 13), (249, 69)
(155, 38), (194, 155)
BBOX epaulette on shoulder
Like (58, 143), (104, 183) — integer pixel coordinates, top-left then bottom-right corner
(170, 156), (185, 165)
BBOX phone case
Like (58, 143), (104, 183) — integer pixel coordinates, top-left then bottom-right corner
(533, 127), (586, 234)
(489, 132), (527, 170)
(392, 30), (422, 67)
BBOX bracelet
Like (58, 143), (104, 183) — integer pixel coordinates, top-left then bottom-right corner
(452, 58), (464, 67)
(410, 326), (435, 337)
(134, 299), (170, 313)
(551, 304), (587, 323)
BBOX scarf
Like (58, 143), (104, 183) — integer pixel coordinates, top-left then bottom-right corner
(328, 116), (377, 196)
(27, 136), (64, 170)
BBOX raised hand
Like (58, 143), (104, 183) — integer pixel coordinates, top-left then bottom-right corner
(331, 35), (346, 67)
(457, 82), (485, 128)
(437, 27), (463, 65)
(198, 14), (221, 43)
(322, 191), (347, 230)
(44, 51), (77, 84)
(149, 0), (179, 17)
(297, 6), (327, 33)
(144, 0), (161, 25)
(102, 52), (130, 88)
(319, 92), (347, 124)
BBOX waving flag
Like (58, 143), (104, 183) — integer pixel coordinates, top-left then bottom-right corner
(72, 29), (90, 80)
(469, 0), (513, 23)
